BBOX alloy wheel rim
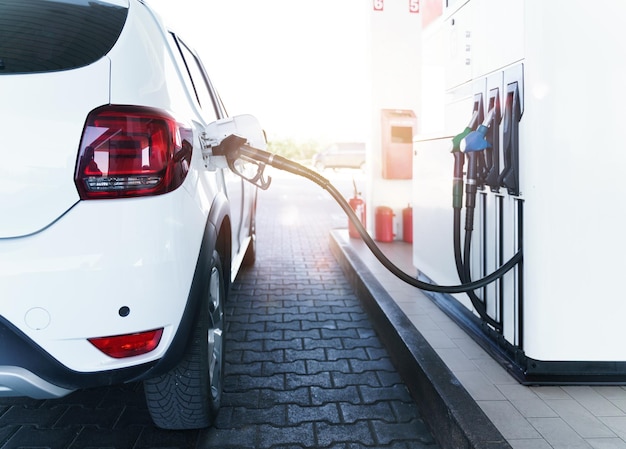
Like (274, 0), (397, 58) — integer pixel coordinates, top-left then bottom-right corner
(207, 266), (223, 401)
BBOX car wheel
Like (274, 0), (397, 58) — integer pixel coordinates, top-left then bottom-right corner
(144, 250), (225, 430)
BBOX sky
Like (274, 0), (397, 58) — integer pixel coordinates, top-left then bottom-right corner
(146, 0), (370, 142)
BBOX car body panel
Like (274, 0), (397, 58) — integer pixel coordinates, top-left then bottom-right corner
(0, 0), (257, 394)
(0, 61), (110, 238)
(108, 0), (194, 117)
(0, 186), (213, 372)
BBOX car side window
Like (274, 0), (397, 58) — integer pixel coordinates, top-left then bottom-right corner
(168, 33), (219, 123)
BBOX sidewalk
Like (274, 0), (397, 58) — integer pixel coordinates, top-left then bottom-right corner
(330, 231), (626, 449)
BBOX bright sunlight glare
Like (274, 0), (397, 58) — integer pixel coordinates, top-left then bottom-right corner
(146, 0), (370, 142)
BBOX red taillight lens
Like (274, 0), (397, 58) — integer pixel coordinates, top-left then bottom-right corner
(75, 105), (192, 199)
(88, 328), (164, 358)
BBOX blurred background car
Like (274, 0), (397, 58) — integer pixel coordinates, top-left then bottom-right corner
(0, 0), (261, 431)
(312, 142), (366, 170)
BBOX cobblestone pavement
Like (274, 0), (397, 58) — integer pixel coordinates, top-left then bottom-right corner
(0, 169), (438, 449)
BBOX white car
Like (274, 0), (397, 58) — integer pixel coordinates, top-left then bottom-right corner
(0, 0), (261, 430)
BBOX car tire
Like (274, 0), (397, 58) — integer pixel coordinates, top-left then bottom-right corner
(144, 250), (225, 430)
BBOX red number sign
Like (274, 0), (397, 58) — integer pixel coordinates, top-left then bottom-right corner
(409, 0), (420, 13)
(373, 0), (384, 11)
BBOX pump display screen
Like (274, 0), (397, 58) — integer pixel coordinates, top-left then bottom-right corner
(391, 126), (412, 143)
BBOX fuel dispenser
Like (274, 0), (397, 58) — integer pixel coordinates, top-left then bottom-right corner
(411, 0), (626, 384)
(200, 0), (626, 386)
(415, 68), (526, 377)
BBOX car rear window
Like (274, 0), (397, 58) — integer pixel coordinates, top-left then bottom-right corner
(0, 0), (128, 74)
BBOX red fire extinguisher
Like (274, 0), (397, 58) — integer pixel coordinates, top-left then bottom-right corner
(349, 179), (366, 239)
(402, 204), (413, 243)
(375, 206), (395, 242)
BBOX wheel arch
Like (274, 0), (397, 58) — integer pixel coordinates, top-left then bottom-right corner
(136, 191), (232, 380)
(209, 192), (232, 296)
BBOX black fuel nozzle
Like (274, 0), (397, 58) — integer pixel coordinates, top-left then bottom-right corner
(212, 134), (331, 191)
(211, 134), (279, 190)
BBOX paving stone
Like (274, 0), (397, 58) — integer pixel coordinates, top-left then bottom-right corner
(229, 404), (288, 426)
(3, 425), (82, 449)
(257, 423), (316, 448)
(339, 402), (396, 423)
(306, 359), (352, 375)
(286, 372), (333, 390)
(331, 371), (382, 388)
(0, 403), (66, 428)
(285, 348), (326, 362)
(315, 421), (376, 447)
(55, 405), (125, 429)
(262, 360), (307, 376)
(372, 419), (437, 446)
(258, 387), (312, 407)
(343, 336), (384, 349)
(310, 386), (361, 406)
(287, 403), (342, 425)
(69, 426), (143, 448)
(360, 384), (415, 404)
(199, 426), (258, 449)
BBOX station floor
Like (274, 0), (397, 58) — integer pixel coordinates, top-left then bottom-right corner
(331, 230), (626, 449)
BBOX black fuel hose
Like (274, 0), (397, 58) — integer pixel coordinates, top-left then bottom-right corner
(214, 135), (522, 294)
(453, 209), (502, 330)
(452, 148), (503, 329)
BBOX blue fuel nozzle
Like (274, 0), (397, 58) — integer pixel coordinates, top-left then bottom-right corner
(461, 124), (491, 153)
(462, 117), (494, 223)
(462, 107), (495, 153)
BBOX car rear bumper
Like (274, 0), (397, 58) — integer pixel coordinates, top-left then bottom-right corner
(0, 314), (159, 396)
(0, 190), (209, 380)
(0, 367), (74, 399)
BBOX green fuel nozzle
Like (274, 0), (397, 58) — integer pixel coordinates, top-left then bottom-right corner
(450, 111), (480, 209)
(451, 127), (472, 209)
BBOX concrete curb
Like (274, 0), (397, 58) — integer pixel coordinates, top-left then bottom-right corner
(329, 230), (512, 449)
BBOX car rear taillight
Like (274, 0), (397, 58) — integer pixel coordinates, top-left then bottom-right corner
(75, 105), (193, 199)
(88, 328), (164, 358)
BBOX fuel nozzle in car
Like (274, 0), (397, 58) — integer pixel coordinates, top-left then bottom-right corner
(201, 114), (274, 190)
(212, 135), (273, 190)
